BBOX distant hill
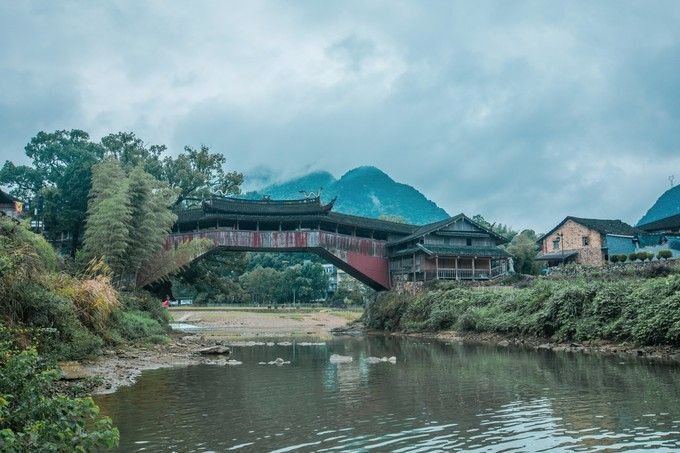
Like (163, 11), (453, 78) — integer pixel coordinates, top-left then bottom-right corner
(637, 185), (680, 226)
(243, 166), (449, 225)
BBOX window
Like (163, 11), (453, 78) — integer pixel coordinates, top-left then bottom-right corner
(582, 236), (590, 246)
(552, 238), (560, 250)
(466, 238), (472, 246)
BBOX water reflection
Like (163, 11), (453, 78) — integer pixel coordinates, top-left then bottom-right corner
(96, 337), (680, 451)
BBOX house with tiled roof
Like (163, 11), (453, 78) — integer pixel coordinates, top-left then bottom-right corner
(387, 213), (511, 282)
(536, 216), (644, 267)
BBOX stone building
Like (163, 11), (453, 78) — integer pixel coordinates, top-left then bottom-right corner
(536, 217), (643, 267)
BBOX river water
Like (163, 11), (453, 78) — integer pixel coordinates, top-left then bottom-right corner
(96, 336), (680, 451)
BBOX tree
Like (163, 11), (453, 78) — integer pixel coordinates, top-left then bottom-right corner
(0, 130), (104, 254)
(80, 159), (131, 279)
(173, 251), (248, 303)
(657, 249), (673, 260)
(505, 229), (539, 274)
(101, 132), (165, 177)
(126, 166), (178, 280)
(162, 145), (244, 204)
(0, 345), (119, 450)
(240, 267), (285, 304)
(282, 263), (328, 303)
(472, 214), (517, 240)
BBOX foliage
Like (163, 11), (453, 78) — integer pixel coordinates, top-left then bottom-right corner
(471, 215), (517, 240)
(0, 130), (105, 254)
(610, 255), (620, 263)
(0, 336), (119, 451)
(240, 266), (285, 304)
(504, 229), (539, 274)
(367, 264), (680, 346)
(80, 159), (178, 286)
(330, 278), (372, 307)
(2, 129), (242, 258)
(619, 254), (628, 263)
(1, 216), (168, 361)
(80, 159), (132, 278)
(108, 311), (167, 344)
(136, 238), (213, 288)
(163, 145), (243, 204)
(173, 251), (248, 303)
(657, 249), (673, 260)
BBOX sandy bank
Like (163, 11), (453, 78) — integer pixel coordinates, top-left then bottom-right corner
(80, 308), (360, 395)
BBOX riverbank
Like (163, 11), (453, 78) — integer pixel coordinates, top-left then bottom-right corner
(79, 307), (361, 394)
(397, 330), (680, 363)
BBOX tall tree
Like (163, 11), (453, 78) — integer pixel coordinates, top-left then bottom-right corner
(0, 130), (104, 254)
(162, 145), (243, 204)
(101, 132), (165, 177)
(80, 159), (131, 278)
(126, 166), (178, 280)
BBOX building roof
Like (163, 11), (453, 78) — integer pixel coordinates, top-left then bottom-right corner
(391, 243), (512, 258)
(0, 189), (18, 205)
(637, 214), (680, 233)
(202, 195), (335, 216)
(387, 213), (509, 246)
(535, 250), (578, 261)
(538, 216), (644, 242)
(174, 207), (417, 235)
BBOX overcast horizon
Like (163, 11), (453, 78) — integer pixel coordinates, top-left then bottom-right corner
(1, 1), (679, 232)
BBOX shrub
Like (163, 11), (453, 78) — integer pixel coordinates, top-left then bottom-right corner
(368, 270), (680, 346)
(0, 337), (119, 451)
(618, 255), (628, 263)
(610, 255), (619, 264)
(629, 252), (639, 262)
(657, 250), (673, 260)
(109, 310), (167, 342)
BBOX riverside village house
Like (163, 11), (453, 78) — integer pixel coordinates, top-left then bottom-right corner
(536, 217), (643, 267)
(388, 214), (512, 282)
(0, 189), (22, 219)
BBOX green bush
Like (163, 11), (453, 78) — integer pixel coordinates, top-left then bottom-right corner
(618, 254), (628, 263)
(368, 270), (680, 346)
(610, 255), (619, 264)
(657, 250), (673, 260)
(0, 336), (118, 451)
(109, 310), (167, 343)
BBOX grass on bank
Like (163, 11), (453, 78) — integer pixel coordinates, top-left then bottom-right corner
(367, 264), (680, 346)
(0, 216), (170, 360)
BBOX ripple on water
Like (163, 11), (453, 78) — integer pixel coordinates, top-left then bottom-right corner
(95, 337), (680, 452)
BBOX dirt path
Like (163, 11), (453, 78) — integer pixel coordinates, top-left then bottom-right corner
(80, 308), (361, 395)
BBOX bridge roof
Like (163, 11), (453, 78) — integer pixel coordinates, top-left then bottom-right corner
(175, 208), (418, 235)
(203, 195), (335, 216)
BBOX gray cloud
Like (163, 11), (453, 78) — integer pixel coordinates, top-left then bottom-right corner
(1, 0), (679, 231)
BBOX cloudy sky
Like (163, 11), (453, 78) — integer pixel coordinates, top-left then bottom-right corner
(1, 1), (678, 231)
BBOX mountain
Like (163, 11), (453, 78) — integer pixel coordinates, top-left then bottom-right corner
(243, 166), (449, 225)
(638, 184), (680, 226)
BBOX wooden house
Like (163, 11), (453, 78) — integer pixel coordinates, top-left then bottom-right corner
(387, 214), (511, 283)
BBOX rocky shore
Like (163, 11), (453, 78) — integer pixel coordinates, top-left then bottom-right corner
(408, 330), (680, 363)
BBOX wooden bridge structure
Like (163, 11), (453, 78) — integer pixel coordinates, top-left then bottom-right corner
(167, 196), (511, 290)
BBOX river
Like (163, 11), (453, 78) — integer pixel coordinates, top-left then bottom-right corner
(95, 336), (680, 451)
